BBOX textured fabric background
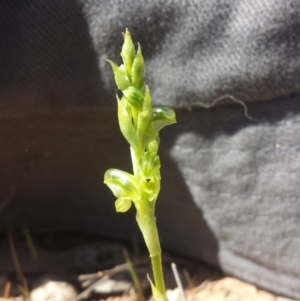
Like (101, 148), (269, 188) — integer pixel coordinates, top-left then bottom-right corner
(80, 0), (300, 107)
(0, 0), (300, 299)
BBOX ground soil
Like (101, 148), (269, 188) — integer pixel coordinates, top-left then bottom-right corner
(0, 232), (297, 301)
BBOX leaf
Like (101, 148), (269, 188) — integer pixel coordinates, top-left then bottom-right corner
(147, 274), (169, 301)
(115, 197), (132, 212)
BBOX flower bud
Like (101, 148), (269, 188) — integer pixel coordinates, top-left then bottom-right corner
(146, 136), (160, 154)
(117, 95), (140, 150)
(120, 28), (135, 76)
(107, 60), (131, 91)
(131, 43), (145, 88)
(123, 86), (144, 109)
(137, 86), (152, 136)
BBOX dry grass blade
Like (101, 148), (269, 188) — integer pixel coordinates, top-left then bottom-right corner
(75, 258), (148, 301)
(78, 262), (128, 285)
(123, 248), (145, 301)
(73, 275), (110, 301)
(8, 228), (30, 301)
(22, 225), (38, 260)
(3, 281), (11, 299)
(183, 269), (194, 290)
(0, 186), (16, 214)
(171, 263), (186, 301)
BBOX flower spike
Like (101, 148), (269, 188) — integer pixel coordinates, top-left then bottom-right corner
(104, 29), (176, 301)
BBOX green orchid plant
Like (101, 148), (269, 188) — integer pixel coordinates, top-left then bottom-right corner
(104, 29), (176, 301)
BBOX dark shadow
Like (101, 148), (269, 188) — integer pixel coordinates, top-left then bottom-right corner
(0, 0), (221, 270)
(0, 0), (111, 109)
(157, 129), (220, 266)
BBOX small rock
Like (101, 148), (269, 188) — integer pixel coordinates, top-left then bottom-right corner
(166, 288), (186, 301)
(93, 278), (132, 294)
(30, 280), (77, 301)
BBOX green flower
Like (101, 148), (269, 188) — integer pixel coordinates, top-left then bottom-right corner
(104, 169), (139, 212)
(140, 151), (161, 179)
(147, 106), (176, 138)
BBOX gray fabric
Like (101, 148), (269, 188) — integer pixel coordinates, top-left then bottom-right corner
(169, 97), (300, 298)
(81, 0), (300, 108)
(1, 0), (300, 299)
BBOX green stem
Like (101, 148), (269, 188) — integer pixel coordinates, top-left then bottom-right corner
(135, 201), (166, 297)
(130, 146), (139, 176)
(151, 247), (165, 294)
(131, 148), (166, 298)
